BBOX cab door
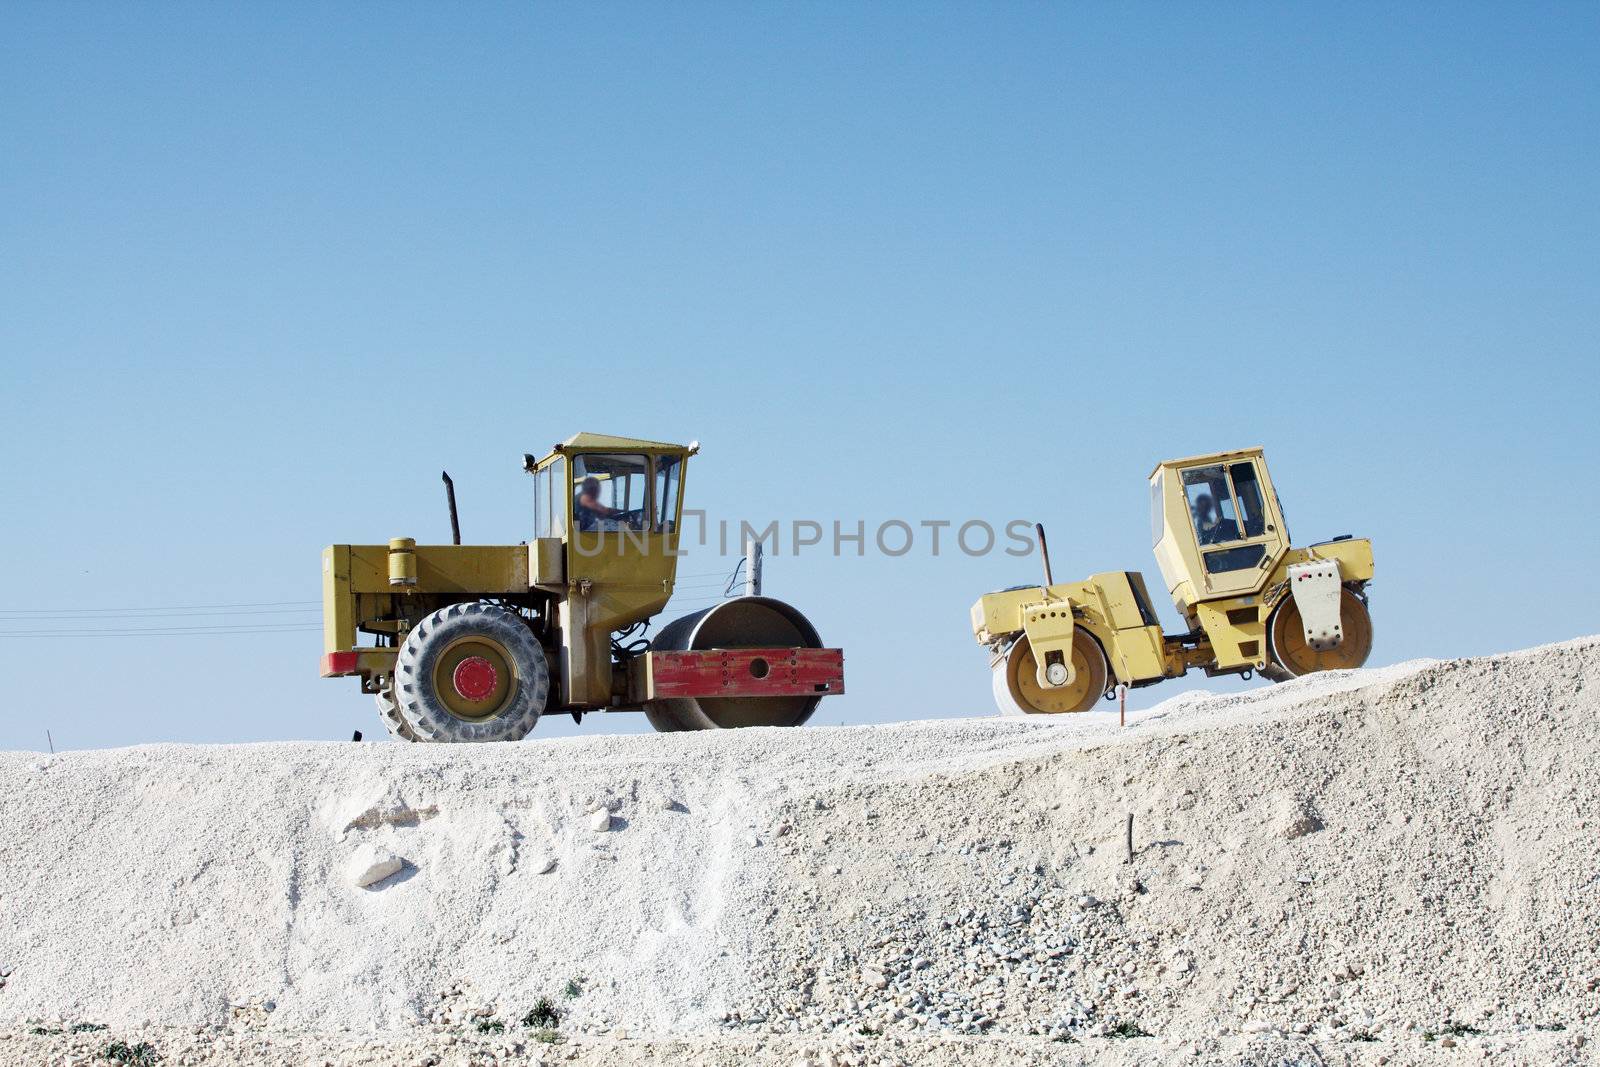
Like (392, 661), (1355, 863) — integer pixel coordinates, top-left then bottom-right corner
(556, 450), (687, 707)
(566, 451), (682, 632)
(1178, 459), (1287, 598)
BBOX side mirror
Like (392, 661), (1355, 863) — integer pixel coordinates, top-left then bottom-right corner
(522, 453), (537, 473)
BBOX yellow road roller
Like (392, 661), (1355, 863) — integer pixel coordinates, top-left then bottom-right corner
(322, 432), (844, 741)
(972, 447), (1373, 715)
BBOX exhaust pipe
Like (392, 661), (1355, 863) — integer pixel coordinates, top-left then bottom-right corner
(441, 471), (461, 545)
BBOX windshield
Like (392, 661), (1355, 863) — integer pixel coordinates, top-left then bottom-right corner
(1179, 461), (1269, 547)
(1182, 466), (1239, 545)
(573, 453), (651, 532)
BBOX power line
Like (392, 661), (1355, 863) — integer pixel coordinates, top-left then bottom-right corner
(0, 624), (322, 638)
(0, 607), (322, 621)
(0, 599), (319, 615)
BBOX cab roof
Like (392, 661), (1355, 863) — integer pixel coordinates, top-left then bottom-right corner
(554, 431), (688, 453)
(1149, 446), (1265, 480)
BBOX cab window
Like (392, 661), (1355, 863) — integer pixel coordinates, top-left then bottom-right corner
(533, 457), (566, 539)
(572, 454), (650, 532)
(655, 454), (682, 533)
(1204, 543), (1267, 573)
(1181, 466), (1241, 546)
(1150, 473), (1166, 547)
(1230, 462), (1267, 537)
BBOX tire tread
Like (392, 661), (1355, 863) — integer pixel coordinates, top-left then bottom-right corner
(394, 602), (548, 743)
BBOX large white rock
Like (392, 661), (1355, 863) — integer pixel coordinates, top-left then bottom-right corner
(349, 844), (404, 888)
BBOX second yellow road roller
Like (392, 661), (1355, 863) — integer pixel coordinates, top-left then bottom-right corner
(972, 447), (1374, 715)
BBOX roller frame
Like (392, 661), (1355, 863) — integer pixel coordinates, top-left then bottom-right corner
(629, 647), (844, 702)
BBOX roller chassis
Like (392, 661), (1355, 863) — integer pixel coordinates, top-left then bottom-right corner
(979, 579), (1373, 703)
(351, 603), (842, 721)
(978, 561), (1373, 712)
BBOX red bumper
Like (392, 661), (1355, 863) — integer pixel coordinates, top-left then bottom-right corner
(321, 651), (361, 677)
(320, 649), (397, 678)
(641, 648), (845, 700)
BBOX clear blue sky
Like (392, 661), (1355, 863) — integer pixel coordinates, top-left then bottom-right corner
(2, 3), (1595, 750)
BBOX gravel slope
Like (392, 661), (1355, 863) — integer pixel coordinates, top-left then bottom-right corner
(2, 637), (1597, 1065)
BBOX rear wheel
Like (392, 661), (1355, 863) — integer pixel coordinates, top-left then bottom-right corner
(992, 630), (1108, 716)
(394, 602), (549, 742)
(1264, 587), (1373, 680)
(374, 684), (419, 742)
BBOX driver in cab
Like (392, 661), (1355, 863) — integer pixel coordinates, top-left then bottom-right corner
(575, 476), (624, 532)
(1192, 493), (1235, 546)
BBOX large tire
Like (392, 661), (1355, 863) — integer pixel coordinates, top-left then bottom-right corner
(394, 602), (549, 742)
(374, 684), (420, 742)
(991, 631), (1109, 716)
(1264, 587), (1373, 680)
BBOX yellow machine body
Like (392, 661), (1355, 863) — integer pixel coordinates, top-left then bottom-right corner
(973, 448), (1375, 713)
(324, 431), (843, 742)
(323, 432), (689, 708)
(972, 571), (1170, 685)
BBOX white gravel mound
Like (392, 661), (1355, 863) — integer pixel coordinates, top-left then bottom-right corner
(1, 637), (1597, 1065)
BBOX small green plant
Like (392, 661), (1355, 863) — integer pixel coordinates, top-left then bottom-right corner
(1535, 1022), (1567, 1032)
(1051, 1032), (1076, 1043)
(532, 1027), (564, 1044)
(104, 1041), (160, 1066)
(1433, 1021), (1482, 1037)
(28, 1026), (63, 1036)
(71, 1022), (109, 1033)
(1105, 1020), (1151, 1039)
(521, 997), (560, 1029)
(855, 1023), (881, 1037)
(562, 976), (585, 999)
(474, 1019), (505, 1034)
(1349, 1030), (1379, 1042)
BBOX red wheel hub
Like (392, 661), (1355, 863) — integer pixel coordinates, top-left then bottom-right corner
(452, 656), (499, 701)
